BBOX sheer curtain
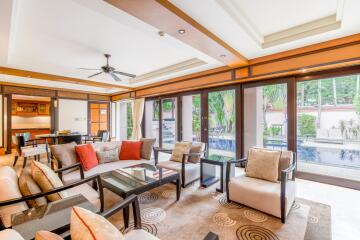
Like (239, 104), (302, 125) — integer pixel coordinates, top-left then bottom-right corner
(131, 98), (145, 140)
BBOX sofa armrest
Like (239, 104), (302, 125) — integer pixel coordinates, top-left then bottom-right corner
(0, 174), (104, 213)
(54, 162), (84, 181)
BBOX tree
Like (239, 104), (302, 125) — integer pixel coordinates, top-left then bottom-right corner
(262, 84), (286, 129)
(298, 114), (316, 138)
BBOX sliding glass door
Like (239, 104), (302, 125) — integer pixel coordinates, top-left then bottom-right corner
(181, 94), (201, 142)
(161, 98), (177, 148)
(207, 89), (236, 159)
(296, 74), (360, 181)
(243, 83), (288, 154)
(145, 99), (160, 147)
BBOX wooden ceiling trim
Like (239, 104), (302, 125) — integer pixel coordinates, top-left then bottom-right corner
(88, 94), (111, 101)
(112, 92), (134, 101)
(250, 33), (360, 65)
(251, 43), (360, 76)
(3, 85), (55, 97)
(0, 81), (112, 96)
(136, 71), (232, 97)
(104, 0), (247, 67)
(57, 91), (88, 100)
(0, 66), (133, 90)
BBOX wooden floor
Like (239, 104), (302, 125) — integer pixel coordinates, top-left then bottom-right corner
(1, 153), (359, 240)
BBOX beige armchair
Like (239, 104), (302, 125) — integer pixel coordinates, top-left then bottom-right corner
(226, 148), (296, 223)
(154, 142), (207, 188)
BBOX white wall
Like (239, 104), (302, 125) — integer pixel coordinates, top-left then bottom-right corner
(58, 99), (87, 134)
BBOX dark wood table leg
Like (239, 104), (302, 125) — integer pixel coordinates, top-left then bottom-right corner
(216, 163), (224, 193)
(122, 194), (130, 228)
(176, 177), (181, 201)
(45, 138), (51, 164)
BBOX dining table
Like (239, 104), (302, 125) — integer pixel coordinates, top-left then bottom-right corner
(35, 133), (88, 163)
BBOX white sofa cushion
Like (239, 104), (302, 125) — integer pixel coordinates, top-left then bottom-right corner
(0, 166), (28, 228)
(0, 229), (25, 240)
(67, 184), (100, 211)
(229, 172), (296, 218)
(62, 159), (154, 185)
(124, 229), (160, 240)
(156, 161), (199, 185)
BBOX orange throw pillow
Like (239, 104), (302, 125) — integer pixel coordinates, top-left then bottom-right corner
(119, 141), (142, 160)
(75, 144), (98, 171)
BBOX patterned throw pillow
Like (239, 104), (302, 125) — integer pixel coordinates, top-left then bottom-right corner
(96, 148), (119, 164)
(19, 168), (47, 208)
(245, 147), (281, 182)
(71, 207), (124, 240)
(31, 161), (68, 202)
(188, 142), (206, 163)
(170, 142), (192, 163)
(140, 138), (156, 160)
(35, 231), (64, 240)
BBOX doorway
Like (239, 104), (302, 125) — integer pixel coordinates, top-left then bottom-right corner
(89, 102), (110, 136)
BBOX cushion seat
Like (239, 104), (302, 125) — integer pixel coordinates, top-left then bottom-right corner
(67, 184), (100, 210)
(124, 229), (160, 240)
(20, 144), (48, 157)
(228, 172), (295, 218)
(157, 160), (199, 184)
(62, 159), (155, 185)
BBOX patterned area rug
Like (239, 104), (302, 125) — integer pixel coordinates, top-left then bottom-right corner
(104, 182), (331, 240)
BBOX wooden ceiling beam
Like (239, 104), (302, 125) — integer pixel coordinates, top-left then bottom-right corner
(0, 66), (133, 90)
(104, 0), (248, 67)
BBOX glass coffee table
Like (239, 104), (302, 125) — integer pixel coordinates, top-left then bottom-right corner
(101, 163), (181, 228)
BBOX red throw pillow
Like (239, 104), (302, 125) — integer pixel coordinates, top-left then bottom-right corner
(75, 144), (98, 171)
(119, 141), (142, 160)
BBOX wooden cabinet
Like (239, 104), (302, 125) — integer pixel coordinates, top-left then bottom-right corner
(12, 100), (50, 116)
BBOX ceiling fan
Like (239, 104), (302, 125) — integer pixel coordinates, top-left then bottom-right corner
(79, 54), (136, 81)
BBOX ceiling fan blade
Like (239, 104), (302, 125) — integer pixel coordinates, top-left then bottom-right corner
(88, 71), (103, 78)
(110, 73), (121, 81)
(113, 71), (136, 78)
(78, 68), (101, 71)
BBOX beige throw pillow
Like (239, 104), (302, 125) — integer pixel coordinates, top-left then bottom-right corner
(19, 168), (47, 208)
(31, 161), (68, 202)
(188, 142), (206, 163)
(96, 148), (119, 164)
(245, 147), (281, 182)
(71, 206), (124, 240)
(35, 231), (64, 240)
(50, 142), (78, 173)
(170, 142), (192, 162)
(140, 138), (156, 160)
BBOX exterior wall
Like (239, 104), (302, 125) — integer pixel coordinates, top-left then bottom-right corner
(58, 99), (88, 134)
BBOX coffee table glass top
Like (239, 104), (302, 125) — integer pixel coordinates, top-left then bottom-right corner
(101, 163), (177, 193)
(202, 154), (234, 163)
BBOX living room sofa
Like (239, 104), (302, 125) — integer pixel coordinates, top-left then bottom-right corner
(51, 140), (156, 185)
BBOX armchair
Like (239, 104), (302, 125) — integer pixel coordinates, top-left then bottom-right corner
(12, 135), (47, 168)
(0, 164), (104, 229)
(155, 142), (207, 188)
(226, 149), (296, 223)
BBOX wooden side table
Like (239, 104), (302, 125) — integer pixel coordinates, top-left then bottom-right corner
(200, 156), (235, 193)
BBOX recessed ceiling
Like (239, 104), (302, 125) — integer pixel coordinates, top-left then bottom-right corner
(1, 0), (360, 94)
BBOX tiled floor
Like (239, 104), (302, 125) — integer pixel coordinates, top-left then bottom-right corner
(1, 153), (359, 240)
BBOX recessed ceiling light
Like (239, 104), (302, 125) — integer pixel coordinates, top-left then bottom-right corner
(158, 31), (165, 37)
(220, 54), (226, 58)
(178, 29), (186, 34)
(301, 68), (307, 73)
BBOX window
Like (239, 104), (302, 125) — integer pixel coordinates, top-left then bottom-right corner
(112, 101), (133, 141)
(243, 83), (288, 153)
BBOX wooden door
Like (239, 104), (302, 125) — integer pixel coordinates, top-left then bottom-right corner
(89, 102), (109, 136)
